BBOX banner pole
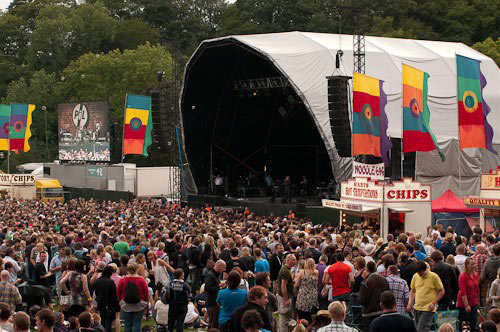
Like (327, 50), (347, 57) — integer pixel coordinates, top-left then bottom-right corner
(7, 103), (11, 174)
(121, 94), (127, 164)
(455, 54), (463, 197)
(401, 66), (404, 179)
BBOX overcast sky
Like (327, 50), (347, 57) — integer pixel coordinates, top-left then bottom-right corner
(0, 0), (10, 11)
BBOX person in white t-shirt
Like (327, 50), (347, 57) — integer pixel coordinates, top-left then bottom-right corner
(454, 244), (468, 273)
(184, 302), (202, 328)
(154, 300), (169, 326)
(154, 300), (202, 329)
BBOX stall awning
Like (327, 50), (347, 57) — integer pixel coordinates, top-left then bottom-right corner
(466, 217), (494, 233)
(322, 199), (380, 213)
(389, 207), (414, 213)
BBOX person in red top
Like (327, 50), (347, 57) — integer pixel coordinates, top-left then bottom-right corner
(116, 263), (150, 332)
(457, 257), (480, 332)
(323, 252), (354, 324)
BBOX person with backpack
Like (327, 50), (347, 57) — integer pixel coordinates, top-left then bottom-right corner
(91, 266), (120, 332)
(166, 268), (191, 332)
(116, 263), (149, 332)
(170, 244), (189, 279)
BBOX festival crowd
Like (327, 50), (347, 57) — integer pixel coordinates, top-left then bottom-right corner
(0, 198), (498, 332)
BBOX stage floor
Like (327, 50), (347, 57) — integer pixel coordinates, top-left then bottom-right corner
(187, 194), (322, 218)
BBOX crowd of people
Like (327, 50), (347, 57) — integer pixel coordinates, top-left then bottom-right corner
(0, 197), (499, 332)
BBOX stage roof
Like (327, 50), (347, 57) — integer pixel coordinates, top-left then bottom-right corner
(205, 32), (499, 145)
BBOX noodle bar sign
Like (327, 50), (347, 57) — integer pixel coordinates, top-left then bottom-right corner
(342, 177), (431, 203)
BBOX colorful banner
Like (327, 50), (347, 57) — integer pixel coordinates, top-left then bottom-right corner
(0, 104), (10, 151)
(352, 73), (392, 166)
(456, 54), (496, 154)
(9, 103), (34, 152)
(123, 94), (153, 156)
(402, 64), (444, 161)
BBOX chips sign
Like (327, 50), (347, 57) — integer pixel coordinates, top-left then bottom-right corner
(0, 174), (35, 186)
(384, 178), (431, 202)
(352, 161), (385, 180)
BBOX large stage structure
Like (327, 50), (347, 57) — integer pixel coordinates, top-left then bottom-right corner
(180, 32), (500, 200)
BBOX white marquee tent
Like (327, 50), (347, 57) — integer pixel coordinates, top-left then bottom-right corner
(181, 32), (500, 198)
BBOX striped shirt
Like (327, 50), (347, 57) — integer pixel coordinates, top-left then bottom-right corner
(0, 281), (22, 312)
(317, 321), (358, 332)
(386, 275), (410, 315)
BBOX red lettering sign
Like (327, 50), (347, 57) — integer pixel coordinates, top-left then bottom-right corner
(386, 189), (429, 201)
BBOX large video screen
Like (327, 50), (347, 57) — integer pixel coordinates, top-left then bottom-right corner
(58, 101), (110, 161)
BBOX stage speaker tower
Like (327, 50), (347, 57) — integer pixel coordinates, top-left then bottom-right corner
(327, 76), (352, 157)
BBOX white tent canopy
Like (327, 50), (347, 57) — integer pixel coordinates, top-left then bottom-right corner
(182, 32), (500, 198)
(224, 31), (499, 143)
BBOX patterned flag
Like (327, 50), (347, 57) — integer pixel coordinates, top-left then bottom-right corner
(352, 72), (392, 166)
(456, 54), (496, 154)
(9, 103), (35, 152)
(123, 94), (153, 156)
(0, 104), (10, 151)
(402, 64), (444, 161)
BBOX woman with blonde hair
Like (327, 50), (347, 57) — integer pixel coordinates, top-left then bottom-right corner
(446, 254), (460, 282)
(294, 258), (319, 322)
(423, 238), (434, 257)
(240, 247), (255, 274)
(438, 322), (455, 332)
(487, 267), (500, 308)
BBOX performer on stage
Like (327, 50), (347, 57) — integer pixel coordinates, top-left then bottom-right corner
(265, 173), (274, 197)
(214, 174), (224, 196)
(283, 176), (292, 203)
(300, 175), (309, 198)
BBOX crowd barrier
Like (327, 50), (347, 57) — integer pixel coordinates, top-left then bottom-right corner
(63, 186), (134, 202)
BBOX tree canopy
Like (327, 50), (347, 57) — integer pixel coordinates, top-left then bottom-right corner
(0, 0), (498, 170)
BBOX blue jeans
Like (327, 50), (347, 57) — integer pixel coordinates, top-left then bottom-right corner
(122, 309), (145, 332)
(332, 293), (352, 325)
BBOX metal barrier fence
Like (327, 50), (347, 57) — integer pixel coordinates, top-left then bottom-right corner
(63, 186), (134, 202)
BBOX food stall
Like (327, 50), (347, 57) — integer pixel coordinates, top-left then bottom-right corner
(464, 168), (500, 231)
(322, 177), (432, 239)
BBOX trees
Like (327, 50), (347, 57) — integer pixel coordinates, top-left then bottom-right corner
(27, 4), (117, 72)
(58, 43), (172, 122)
(472, 37), (500, 65)
(0, 0), (497, 169)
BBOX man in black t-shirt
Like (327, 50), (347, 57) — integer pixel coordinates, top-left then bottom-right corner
(225, 248), (248, 276)
(164, 231), (176, 257)
(171, 243), (189, 276)
(370, 291), (416, 332)
(34, 252), (52, 288)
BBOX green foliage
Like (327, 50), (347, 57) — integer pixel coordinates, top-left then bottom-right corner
(112, 19), (160, 51)
(58, 43), (172, 123)
(27, 3), (117, 72)
(0, 0), (497, 168)
(472, 37), (500, 65)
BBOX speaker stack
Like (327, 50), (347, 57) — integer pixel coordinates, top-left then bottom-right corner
(151, 89), (169, 149)
(327, 76), (352, 157)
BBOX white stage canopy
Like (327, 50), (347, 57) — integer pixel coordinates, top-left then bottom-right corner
(183, 32), (500, 198)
